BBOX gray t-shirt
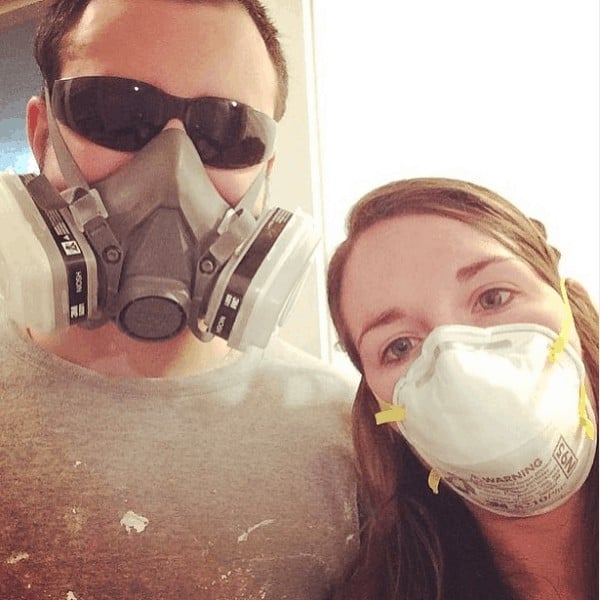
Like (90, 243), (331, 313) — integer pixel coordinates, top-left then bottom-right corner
(0, 319), (359, 599)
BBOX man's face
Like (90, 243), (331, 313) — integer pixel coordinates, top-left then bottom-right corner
(30, 0), (278, 205)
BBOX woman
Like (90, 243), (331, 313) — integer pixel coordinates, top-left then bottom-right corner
(327, 178), (598, 599)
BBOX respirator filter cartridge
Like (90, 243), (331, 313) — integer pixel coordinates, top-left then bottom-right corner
(0, 170), (98, 331)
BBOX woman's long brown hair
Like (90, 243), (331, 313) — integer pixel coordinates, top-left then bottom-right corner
(327, 178), (598, 599)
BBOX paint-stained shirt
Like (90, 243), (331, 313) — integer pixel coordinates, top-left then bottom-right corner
(0, 319), (359, 599)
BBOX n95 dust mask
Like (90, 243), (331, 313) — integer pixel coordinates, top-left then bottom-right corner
(375, 284), (596, 517)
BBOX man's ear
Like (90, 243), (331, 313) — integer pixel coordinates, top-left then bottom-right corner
(26, 95), (49, 167)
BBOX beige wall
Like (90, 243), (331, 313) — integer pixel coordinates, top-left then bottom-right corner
(262, 0), (328, 360)
(0, 0), (42, 29)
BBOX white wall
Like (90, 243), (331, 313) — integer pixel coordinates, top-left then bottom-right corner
(310, 0), (599, 372)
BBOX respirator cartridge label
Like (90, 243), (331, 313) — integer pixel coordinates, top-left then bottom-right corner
(212, 208), (291, 339)
(204, 206), (318, 350)
(24, 175), (92, 323)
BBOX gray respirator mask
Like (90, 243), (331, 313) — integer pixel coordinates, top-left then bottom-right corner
(0, 122), (317, 350)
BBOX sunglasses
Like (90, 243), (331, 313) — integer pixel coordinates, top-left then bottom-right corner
(50, 76), (277, 169)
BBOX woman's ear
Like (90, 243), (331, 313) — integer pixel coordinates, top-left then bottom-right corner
(26, 95), (49, 168)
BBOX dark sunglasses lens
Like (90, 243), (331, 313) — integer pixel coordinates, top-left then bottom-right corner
(187, 99), (275, 169)
(52, 77), (276, 168)
(52, 77), (164, 151)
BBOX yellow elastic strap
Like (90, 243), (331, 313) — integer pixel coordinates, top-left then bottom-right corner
(578, 383), (596, 440)
(548, 279), (573, 363)
(374, 400), (406, 425)
(427, 469), (441, 494)
(545, 279), (595, 441)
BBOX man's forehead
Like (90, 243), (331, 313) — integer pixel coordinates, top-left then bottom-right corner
(58, 0), (277, 114)
(67, 0), (251, 51)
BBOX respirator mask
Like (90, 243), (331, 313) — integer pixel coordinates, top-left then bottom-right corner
(0, 78), (318, 350)
(375, 281), (597, 517)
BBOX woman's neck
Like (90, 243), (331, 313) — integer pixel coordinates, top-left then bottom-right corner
(469, 489), (591, 600)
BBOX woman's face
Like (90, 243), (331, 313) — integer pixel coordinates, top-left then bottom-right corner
(340, 214), (579, 403)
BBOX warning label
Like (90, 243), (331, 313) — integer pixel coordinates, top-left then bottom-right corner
(444, 437), (583, 515)
(61, 240), (82, 256)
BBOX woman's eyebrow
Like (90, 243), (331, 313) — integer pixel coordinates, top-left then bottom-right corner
(356, 308), (405, 351)
(356, 257), (516, 350)
(455, 256), (514, 283)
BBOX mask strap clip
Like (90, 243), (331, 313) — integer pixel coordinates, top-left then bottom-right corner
(62, 187), (109, 232)
(374, 399), (406, 425)
(427, 469), (441, 494)
(212, 207), (258, 262)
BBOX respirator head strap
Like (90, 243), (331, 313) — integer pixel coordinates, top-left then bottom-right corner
(235, 163), (269, 214)
(44, 85), (90, 192)
(22, 173), (68, 211)
(44, 85), (112, 235)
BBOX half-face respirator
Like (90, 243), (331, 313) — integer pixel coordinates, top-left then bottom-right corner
(0, 128), (318, 350)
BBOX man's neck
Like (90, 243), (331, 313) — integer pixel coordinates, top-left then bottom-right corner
(28, 322), (235, 378)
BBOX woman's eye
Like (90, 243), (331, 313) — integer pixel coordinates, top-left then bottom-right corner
(477, 288), (512, 310)
(382, 337), (414, 364)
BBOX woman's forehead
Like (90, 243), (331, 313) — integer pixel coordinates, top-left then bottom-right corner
(338, 214), (519, 328)
(343, 214), (510, 277)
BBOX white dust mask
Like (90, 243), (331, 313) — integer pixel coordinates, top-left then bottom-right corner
(375, 281), (596, 517)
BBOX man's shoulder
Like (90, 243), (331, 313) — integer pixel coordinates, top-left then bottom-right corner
(258, 335), (358, 403)
(262, 334), (354, 374)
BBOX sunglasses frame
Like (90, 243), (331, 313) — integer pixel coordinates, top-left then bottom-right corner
(49, 75), (277, 169)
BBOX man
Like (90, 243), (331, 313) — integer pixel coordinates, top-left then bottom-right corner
(0, 1), (358, 598)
